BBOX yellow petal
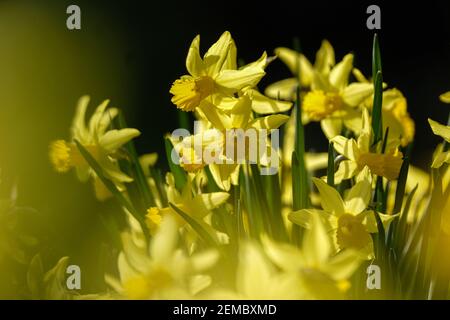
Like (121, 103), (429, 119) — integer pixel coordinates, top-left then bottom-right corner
(352, 68), (369, 83)
(344, 178), (372, 215)
(334, 160), (358, 184)
(329, 54), (353, 90)
(89, 99), (110, 135)
(71, 95), (90, 141)
(248, 114), (289, 130)
(100, 128), (141, 153)
(439, 91), (450, 104)
(264, 78), (298, 101)
(428, 118), (450, 142)
(204, 31), (234, 76)
(246, 89), (293, 114)
(323, 249), (362, 281)
(200, 192), (230, 210)
(303, 213), (331, 265)
(341, 82), (374, 106)
(185, 35), (205, 77)
(314, 39), (335, 75)
(331, 136), (359, 161)
(321, 118), (343, 140)
(312, 177), (345, 215)
(215, 67), (265, 91)
(274, 47), (313, 86)
(289, 209), (336, 230)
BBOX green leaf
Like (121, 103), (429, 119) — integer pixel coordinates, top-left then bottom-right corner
(74, 139), (149, 240)
(327, 142), (335, 187)
(371, 71), (383, 146)
(117, 112), (155, 208)
(169, 203), (219, 247)
(372, 33), (382, 81)
(177, 109), (191, 131)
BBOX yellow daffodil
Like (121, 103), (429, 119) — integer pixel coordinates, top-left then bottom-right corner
(170, 31), (267, 112)
(265, 40), (336, 99)
(49, 96), (141, 199)
(428, 118), (450, 168)
(264, 214), (362, 299)
(146, 174), (229, 234)
(331, 108), (403, 182)
(289, 170), (397, 259)
(303, 54), (374, 139)
(107, 216), (218, 299)
(175, 95), (289, 190)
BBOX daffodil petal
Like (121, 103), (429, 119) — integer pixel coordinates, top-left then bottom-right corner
(439, 91), (450, 104)
(264, 78), (298, 101)
(186, 35), (203, 77)
(344, 178), (372, 215)
(428, 118), (450, 142)
(329, 54), (353, 90)
(248, 114), (289, 130)
(247, 89), (293, 114)
(99, 128), (141, 153)
(342, 82), (374, 106)
(215, 68), (265, 91)
(334, 160), (358, 184)
(331, 136), (359, 160)
(312, 177), (345, 215)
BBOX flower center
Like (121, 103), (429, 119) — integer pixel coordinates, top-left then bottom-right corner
(170, 76), (215, 111)
(336, 214), (371, 251)
(302, 90), (343, 121)
(49, 140), (100, 172)
(357, 151), (403, 180)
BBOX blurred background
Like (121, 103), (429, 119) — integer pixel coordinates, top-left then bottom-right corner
(0, 0), (449, 296)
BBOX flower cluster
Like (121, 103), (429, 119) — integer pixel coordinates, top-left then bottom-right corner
(37, 32), (450, 300)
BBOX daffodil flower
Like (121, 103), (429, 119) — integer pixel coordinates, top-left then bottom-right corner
(146, 174), (229, 234)
(170, 31), (267, 112)
(356, 73), (415, 147)
(428, 118), (450, 168)
(175, 95), (289, 190)
(331, 108), (403, 183)
(205, 214), (362, 299)
(49, 95), (140, 199)
(265, 40), (336, 100)
(264, 214), (363, 299)
(107, 216), (219, 299)
(303, 54), (374, 138)
(289, 171), (397, 259)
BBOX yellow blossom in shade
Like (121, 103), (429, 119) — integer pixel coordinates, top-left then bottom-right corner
(360, 88), (415, 147)
(289, 170), (398, 259)
(107, 216), (219, 299)
(428, 118), (450, 168)
(303, 54), (374, 139)
(265, 40), (336, 99)
(170, 31), (267, 112)
(145, 174), (230, 234)
(302, 90), (344, 121)
(49, 95), (141, 198)
(331, 108), (403, 182)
